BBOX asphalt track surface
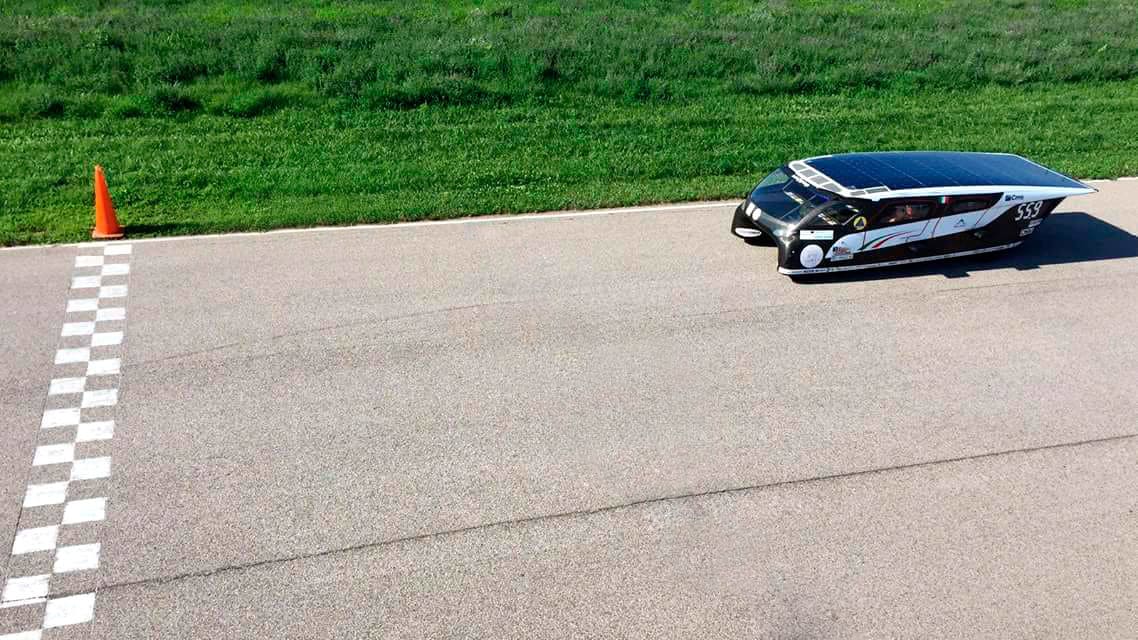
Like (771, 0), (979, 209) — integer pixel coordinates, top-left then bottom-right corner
(2, 182), (1137, 638)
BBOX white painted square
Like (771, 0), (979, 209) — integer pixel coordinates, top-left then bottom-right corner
(41, 407), (81, 429)
(90, 331), (123, 347)
(70, 275), (101, 289)
(95, 307), (125, 322)
(76, 421), (114, 442)
(75, 255), (104, 268)
(0, 628), (44, 637)
(62, 498), (106, 525)
(71, 457), (111, 481)
(54, 543), (101, 573)
(11, 526), (58, 554)
(1, 575), (49, 602)
(43, 592), (96, 628)
(98, 284), (127, 299)
(33, 443), (75, 466)
(103, 244), (132, 255)
(23, 482), (69, 508)
(61, 321), (96, 337)
(86, 358), (120, 376)
(48, 377), (85, 395)
(0, 631), (44, 640)
(99, 263), (129, 276)
(54, 348), (90, 364)
(66, 298), (99, 313)
(81, 388), (118, 408)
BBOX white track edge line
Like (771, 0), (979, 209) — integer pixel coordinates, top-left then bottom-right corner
(0, 201), (737, 252)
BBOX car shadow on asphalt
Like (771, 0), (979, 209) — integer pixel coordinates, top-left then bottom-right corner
(794, 211), (1138, 284)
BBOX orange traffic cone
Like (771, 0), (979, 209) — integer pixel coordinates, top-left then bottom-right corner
(92, 165), (124, 240)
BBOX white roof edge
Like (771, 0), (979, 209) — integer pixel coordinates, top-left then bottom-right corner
(786, 160), (1097, 201)
(868, 185), (1097, 201)
(796, 151), (1017, 164)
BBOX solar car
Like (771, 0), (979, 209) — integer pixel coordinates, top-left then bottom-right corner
(730, 151), (1096, 277)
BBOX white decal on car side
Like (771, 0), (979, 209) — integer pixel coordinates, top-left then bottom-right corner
(781, 242), (1023, 275)
(931, 209), (989, 239)
(799, 229), (834, 241)
(826, 232), (864, 260)
(824, 196), (1055, 263)
(859, 219), (933, 252)
(800, 244), (825, 268)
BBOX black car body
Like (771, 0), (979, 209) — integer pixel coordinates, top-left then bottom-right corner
(731, 151), (1096, 276)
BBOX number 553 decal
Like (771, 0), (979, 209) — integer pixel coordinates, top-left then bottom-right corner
(1013, 200), (1045, 221)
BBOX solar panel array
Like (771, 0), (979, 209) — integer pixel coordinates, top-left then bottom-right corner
(803, 152), (1085, 192)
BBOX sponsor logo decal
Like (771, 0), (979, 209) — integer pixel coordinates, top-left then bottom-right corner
(1020, 227), (1034, 236)
(830, 245), (853, 261)
(799, 229), (834, 241)
(1005, 194), (1024, 202)
(953, 218), (966, 228)
(1028, 219), (1042, 227)
(852, 215), (867, 231)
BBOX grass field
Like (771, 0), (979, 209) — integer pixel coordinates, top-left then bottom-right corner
(2, 1), (1137, 245)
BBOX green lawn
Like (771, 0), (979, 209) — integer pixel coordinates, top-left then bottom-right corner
(2, 1), (1137, 245)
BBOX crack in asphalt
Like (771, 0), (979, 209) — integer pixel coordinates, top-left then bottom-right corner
(122, 300), (532, 369)
(56, 430), (1138, 599)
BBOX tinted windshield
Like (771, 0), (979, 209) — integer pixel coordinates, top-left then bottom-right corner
(749, 167), (833, 225)
(810, 202), (865, 227)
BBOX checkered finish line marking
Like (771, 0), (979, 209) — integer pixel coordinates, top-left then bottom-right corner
(2, 243), (132, 639)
